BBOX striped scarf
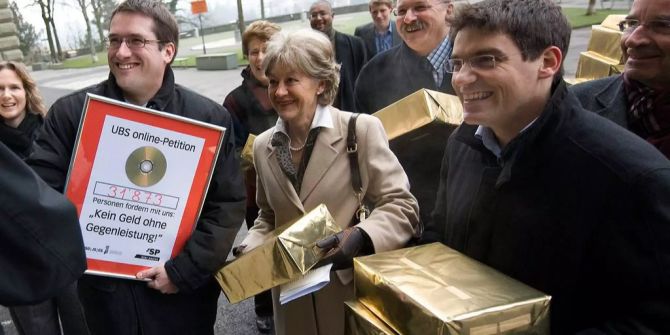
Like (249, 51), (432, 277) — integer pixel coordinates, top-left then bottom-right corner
(623, 75), (670, 158)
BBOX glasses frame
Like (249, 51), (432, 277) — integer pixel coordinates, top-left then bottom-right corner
(105, 36), (166, 50)
(618, 19), (670, 34)
(445, 54), (502, 73)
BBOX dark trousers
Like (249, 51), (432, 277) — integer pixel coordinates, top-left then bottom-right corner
(9, 282), (89, 335)
(246, 204), (273, 318)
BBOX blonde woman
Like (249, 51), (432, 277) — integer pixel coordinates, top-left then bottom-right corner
(237, 29), (419, 335)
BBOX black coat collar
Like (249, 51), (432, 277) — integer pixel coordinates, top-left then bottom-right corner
(104, 66), (176, 111)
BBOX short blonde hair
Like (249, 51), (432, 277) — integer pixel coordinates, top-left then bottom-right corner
(263, 29), (340, 106)
(0, 61), (47, 117)
(242, 20), (281, 57)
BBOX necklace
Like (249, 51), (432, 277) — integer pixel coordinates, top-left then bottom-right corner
(289, 141), (306, 151)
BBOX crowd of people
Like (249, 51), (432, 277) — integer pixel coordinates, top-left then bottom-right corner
(1, 0), (668, 334)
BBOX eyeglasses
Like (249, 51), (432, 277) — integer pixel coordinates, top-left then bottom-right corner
(445, 54), (502, 73)
(392, 2), (434, 17)
(105, 36), (166, 50)
(618, 19), (670, 34)
(309, 11), (331, 19)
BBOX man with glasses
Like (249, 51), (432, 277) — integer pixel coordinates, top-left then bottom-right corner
(354, 0), (455, 115)
(571, 0), (670, 158)
(424, 0), (670, 333)
(354, 0), (454, 226)
(354, 0), (402, 58)
(309, 0), (367, 112)
(26, 0), (246, 333)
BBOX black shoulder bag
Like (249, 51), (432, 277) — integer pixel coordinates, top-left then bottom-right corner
(347, 113), (370, 222)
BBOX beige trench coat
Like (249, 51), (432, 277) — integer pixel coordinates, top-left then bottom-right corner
(241, 107), (419, 335)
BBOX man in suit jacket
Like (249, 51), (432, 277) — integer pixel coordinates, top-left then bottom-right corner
(309, 0), (367, 112)
(571, 0), (670, 158)
(354, 0), (402, 58)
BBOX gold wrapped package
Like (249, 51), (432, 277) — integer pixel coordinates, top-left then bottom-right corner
(372, 89), (462, 225)
(216, 204), (341, 303)
(374, 89), (463, 141)
(354, 243), (551, 335)
(345, 300), (398, 335)
(240, 134), (255, 168)
(587, 25), (623, 63)
(575, 51), (620, 81)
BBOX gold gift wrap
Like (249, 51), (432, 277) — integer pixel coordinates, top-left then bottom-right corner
(216, 204), (341, 303)
(373, 89), (463, 141)
(575, 51), (620, 81)
(345, 300), (398, 335)
(354, 243), (551, 335)
(372, 89), (463, 226)
(600, 14), (626, 31)
(587, 25), (623, 63)
(240, 134), (256, 169)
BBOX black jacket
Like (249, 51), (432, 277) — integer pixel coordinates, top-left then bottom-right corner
(0, 112), (42, 159)
(0, 141), (85, 306)
(427, 79), (670, 334)
(333, 30), (367, 112)
(27, 68), (246, 334)
(570, 75), (628, 128)
(354, 41), (454, 115)
(354, 22), (401, 59)
(223, 66), (277, 149)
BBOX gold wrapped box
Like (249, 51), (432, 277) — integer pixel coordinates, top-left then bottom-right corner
(575, 51), (620, 81)
(587, 25), (623, 63)
(354, 243), (551, 335)
(216, 204), (341, 303)
(600, 14), (626, 31)
(241, 134), (255, 167)
(374, 89), (463, 141)
(372, 89), (463, 225)
(345, 300), (398, 335)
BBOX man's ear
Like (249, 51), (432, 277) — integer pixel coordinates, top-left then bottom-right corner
(538, 46), (562, 79)
(163, 42), (176, 64)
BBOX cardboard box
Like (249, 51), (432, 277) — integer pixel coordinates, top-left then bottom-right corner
(373, 89), (463, 225)
(216, 204), (341, 303)
(354, 243), (551, 335)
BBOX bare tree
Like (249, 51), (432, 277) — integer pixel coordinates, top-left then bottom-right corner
(50, 14), (63, 60)
(586, 0), (597, 15)
(90, 0), (105, 50)
(236, 0), (245, 34)
(33, 0), (59, 62)
(260, 0), (265, 19)
(10, 1), (39, 57)
(74, 0), (98, 62)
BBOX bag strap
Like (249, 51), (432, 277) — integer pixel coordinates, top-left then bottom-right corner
(347, 113), (362, 193)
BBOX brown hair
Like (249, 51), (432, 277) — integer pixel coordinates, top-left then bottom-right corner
(0, 61), (47, 117)
(242, 20), (281, 57)
(110, 0), (179, 62)
(449, 0), (570, 75)
(369, 0), (393, 9)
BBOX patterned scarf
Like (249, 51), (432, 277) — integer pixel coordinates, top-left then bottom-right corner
(623, 75), (670, 158)
(271, 128), (321, 194)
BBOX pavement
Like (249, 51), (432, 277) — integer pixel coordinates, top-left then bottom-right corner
(0, 1), (627, 332)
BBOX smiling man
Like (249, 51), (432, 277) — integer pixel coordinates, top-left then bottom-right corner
(354, 0), (455, 115)
(26, 0), (246, 334)
(309, 0), (367, 112)
(424, 0), (670, 333)
(354, 0), (402, 58)
(571, 0), (670, 158)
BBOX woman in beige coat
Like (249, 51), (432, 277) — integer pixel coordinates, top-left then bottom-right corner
(237, 29), (419, 335)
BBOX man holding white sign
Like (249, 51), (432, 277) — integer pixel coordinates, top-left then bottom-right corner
(26, 0), (246, 333)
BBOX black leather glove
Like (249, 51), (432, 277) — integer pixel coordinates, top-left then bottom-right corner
(316, 227), (369, 270)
